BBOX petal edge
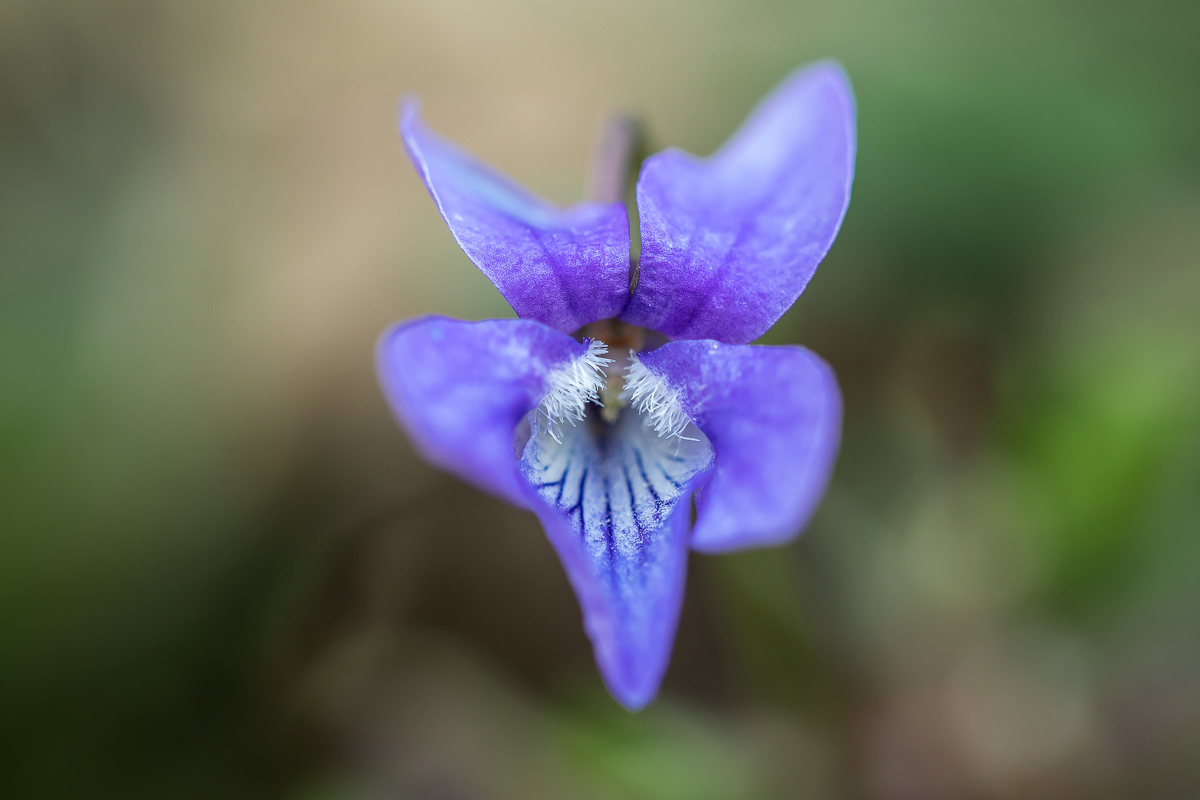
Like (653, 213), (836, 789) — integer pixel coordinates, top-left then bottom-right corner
(376, 315), (589, 507)
(637, 340), (842, 552)
(401, 100), (632, 333)
(622, 62), (856, 344)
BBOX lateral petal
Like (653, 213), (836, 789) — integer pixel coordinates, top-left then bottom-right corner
(637, 340), (842, 552)
(401, 100), (632, 333)
(376, 315), (593, 507)
(622, 62), (856, 344)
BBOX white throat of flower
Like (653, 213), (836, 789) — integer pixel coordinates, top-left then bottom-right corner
(536, 339), (612, 443)
(622, 351), (697, 441)
(535, 342), (697, 444)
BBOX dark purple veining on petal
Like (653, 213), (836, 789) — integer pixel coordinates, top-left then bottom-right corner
(520, 409), (712, 708)
(378, 314), (717, 709)
(376, 315), (589, 507)
(380, 63), (855, 712)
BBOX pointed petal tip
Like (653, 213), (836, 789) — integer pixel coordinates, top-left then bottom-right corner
(596, 650), (666, 711)
(753, 58), (857, 177)
(607, 682), (657, 712)
(788, 59), (854, 99)
(397, 94), (421, 132)
(799, 58), (852, 86)
(393, 96), (632, 332)
(623, 59), (858, 344)
(805, 59), (857, 140)
(521, 422), (706, 715)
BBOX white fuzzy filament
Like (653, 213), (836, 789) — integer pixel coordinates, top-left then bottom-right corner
(536, 339), (613, 443)
(622, 352), (697, 440)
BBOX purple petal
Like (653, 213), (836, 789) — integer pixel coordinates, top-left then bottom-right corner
(400, 99), (632, 333)
(376, 315), (589, 507)
(637, 340), (842, 552)
(622, 62), (856, 344)
(520, 403), (713, 708)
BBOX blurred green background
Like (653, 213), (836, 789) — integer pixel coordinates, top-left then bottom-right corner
(2, 0), (1199, 797)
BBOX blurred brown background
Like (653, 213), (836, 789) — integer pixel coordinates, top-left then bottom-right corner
(2, 1), (1199, 798)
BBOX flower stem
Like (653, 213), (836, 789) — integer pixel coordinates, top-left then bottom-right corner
(586, 113), (644, 203)
(587, 113), (645, 292)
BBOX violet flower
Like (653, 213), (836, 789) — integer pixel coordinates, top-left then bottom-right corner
(378, 62), (855, 709)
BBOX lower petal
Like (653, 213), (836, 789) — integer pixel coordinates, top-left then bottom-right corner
(636, 340), (842, 553)
(520, 408), (713, 708)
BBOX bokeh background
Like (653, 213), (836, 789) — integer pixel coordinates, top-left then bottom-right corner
(3, 0), (1199, 797)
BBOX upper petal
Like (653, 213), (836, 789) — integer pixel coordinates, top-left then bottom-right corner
(376, 315), (592, 507)
(637, 340), (842, 552)
(621, 62), (856, 344)
(401, 99), (632, 333)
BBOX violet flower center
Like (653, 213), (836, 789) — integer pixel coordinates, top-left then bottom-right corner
(518, 321), (714, 626)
